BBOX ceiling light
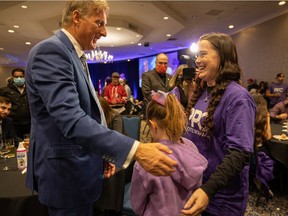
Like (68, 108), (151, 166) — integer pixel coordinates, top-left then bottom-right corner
(136, 35), (140, 38)
(8, 30), (15, 33)
(229, 25), (234, 29)
(164, 17), (169, 20)
(21, 5), (28, 9)
(130, 42), (135, 44)
(166, 34), (171, 37)
(137, 43), (142, 46)
(127, 59), (131, 62)
(85, 47), (113, 63)
(0, 48), (4, 51)
(25, 42), (31, 45)
(116, 27), (122, 31)
(14, 25), (19, 28)
(279, 1), (286, 5)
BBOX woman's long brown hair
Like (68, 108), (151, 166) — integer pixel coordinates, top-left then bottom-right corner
(186, 33), (242, 135)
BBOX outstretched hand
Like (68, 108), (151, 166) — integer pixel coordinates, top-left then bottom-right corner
(134, 142), (177, 176)
(181, 188), (209, 216)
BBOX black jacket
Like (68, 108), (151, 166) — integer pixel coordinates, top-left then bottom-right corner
(0, 83), (31, 125)
(1, 117), (22, 146)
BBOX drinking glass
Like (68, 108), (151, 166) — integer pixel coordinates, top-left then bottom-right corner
(6, 139), (15, 158)
(23, 133), (30, 142)
(23, 134), (30, 151)
(0, 140), (11, 171)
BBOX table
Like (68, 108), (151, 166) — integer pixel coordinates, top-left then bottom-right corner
(267, 122), (288, 195)
(0, 157), (48, 216)
(268, 122), (288, 166)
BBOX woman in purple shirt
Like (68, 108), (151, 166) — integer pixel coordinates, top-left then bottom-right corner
(182, 33), (256, 216)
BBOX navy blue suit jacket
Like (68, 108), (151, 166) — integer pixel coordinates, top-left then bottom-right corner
(25, 30), (135, 208)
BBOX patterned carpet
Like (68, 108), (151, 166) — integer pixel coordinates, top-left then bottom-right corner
(245, 191), (288, 215)
(139, 120), (288, 216)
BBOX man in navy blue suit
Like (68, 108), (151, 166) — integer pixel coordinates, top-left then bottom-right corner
(25, 1), (177, 215)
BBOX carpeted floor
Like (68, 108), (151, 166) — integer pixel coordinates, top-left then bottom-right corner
(245, 191), (288, 215)
(139, 120), (288, 215)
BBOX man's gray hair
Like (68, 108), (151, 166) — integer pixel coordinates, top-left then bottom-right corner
(62, 0), (109, 28)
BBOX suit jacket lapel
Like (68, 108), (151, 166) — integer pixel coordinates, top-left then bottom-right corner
(152, 69), (166, 88)
(165, 74), (171, 90)
(54, 30), (106, 126)
(55, 30), (93, 98)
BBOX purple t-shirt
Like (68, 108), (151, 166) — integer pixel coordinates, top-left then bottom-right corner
(184, 81), (256, 215)
(268, 82), (288, 107)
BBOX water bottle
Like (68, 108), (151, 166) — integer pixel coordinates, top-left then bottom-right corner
(16, 141), (27, 171)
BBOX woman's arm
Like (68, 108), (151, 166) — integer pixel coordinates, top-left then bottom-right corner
(181, 149), (250, 216)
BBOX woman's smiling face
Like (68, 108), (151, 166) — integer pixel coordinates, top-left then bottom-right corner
(195, 39), (220, 87)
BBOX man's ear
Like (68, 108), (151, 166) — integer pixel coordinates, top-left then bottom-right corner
(72, 10), (81, 26)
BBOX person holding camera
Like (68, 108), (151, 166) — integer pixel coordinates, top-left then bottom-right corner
(169, 64), (188, 108)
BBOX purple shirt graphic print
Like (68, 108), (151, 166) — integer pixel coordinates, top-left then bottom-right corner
(184, 81), (256, 215)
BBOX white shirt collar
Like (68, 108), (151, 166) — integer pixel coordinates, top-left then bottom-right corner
(61, 28), (84, 58)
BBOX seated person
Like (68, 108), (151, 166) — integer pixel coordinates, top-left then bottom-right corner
(101, 76), (112, 97)
(247, 78), (259, 93)
(94, 97), (125, 216)
(251, 93), (274, 201)
(266, 73), (288, 108)
(104, 72), (127, 107)
(0, 96), (22, 147)
(129, 98), (143, 115)
(269, 96), (288, 120)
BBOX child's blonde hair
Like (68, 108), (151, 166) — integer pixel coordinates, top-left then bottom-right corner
(146, 94), (187, 142)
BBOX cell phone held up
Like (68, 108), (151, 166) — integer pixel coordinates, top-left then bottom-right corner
(182, 67), (196, 80)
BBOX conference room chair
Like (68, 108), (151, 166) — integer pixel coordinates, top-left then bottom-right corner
(122, 115), (141, 216)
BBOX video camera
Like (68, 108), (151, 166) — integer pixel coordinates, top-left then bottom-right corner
(180, 55), (196, 80)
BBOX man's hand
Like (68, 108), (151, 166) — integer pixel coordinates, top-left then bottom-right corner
(103, 162), (116, 179)
(181, 188), (209, 216)
(133, 143), (177, 176)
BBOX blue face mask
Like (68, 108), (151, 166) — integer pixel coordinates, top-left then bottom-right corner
(13, 77), (25, 87)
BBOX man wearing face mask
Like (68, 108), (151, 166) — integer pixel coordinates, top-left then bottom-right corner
(141, 53), (172, 118)
(0, 68), (31, 139)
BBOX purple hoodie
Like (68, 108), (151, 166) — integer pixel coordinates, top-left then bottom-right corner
(130, 138), (208, 216)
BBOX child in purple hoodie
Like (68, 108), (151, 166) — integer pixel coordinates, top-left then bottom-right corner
(130, 89), (207, 216)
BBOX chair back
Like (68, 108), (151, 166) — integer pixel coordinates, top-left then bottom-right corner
(122, 115), (141, 140)
(122, 115), (140, 216)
